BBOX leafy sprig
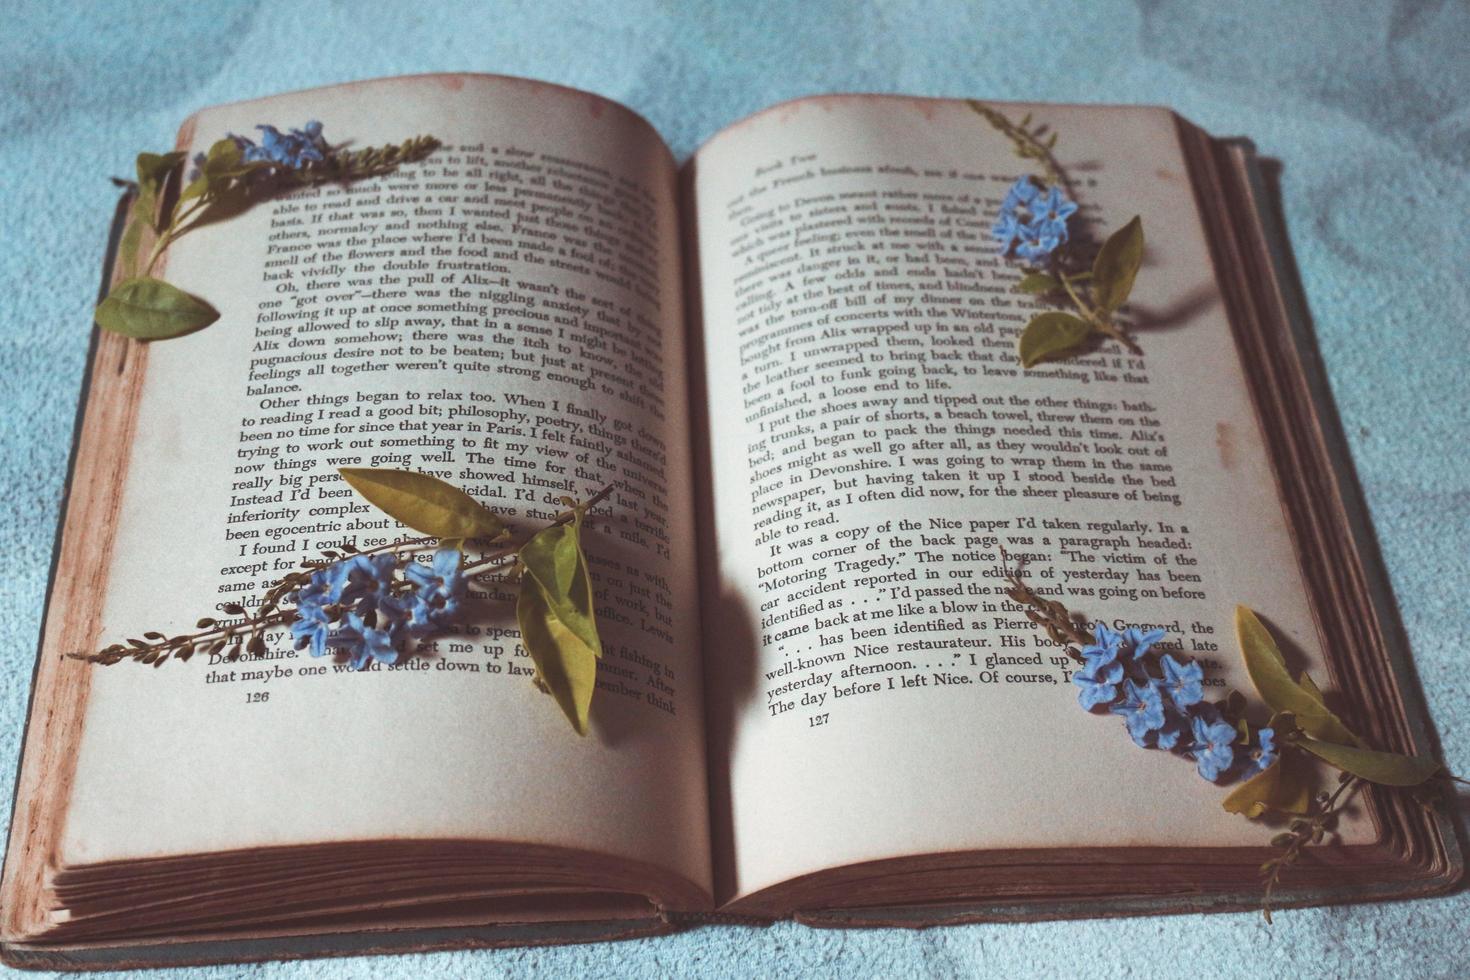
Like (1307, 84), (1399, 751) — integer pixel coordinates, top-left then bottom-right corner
(970, 102), (1145, 367)
(1002, 558), (1450, 918)
(71, 470), (613, 735)
(97, 126), (440, 342)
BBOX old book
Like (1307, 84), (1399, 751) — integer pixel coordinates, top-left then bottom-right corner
(0, 73), (1458, 969)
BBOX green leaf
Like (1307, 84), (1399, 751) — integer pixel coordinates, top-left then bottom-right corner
(135, 151), (185, 232)
(1091, 215), (1144, 313)
(337, 468), (506, 540)
(517, 577), (599, 736)
(117, 209), (145, 281)
(1295, 736), (1440, 787)
(1018, 312), (1092, 368)
(1235, 606), (1361, 746)
(1017, 272), (1061, 294)
(136, 151), (185, 190)
(94, 276), (220, 340)
(202, 138), (242, 178)
(1223, 750), (1311, 818)
(519, 506), (602, 662)
(176, 174), (210, 207)
(1298, 670), (1325, 704)
(516, 504), (602, 734)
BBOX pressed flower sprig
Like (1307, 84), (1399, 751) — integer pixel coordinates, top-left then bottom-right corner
(71, 469), (612, 736)
(1002, 556), (1451, 920)
(98, 122), (441, 342)
(968, 102), (1146, 368)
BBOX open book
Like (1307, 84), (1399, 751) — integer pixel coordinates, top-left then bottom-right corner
(1, 74), (1458, 969)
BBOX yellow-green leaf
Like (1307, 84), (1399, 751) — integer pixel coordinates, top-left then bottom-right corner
(175, 174), (210, 209)
(1223, 750), (1311, 818)
(136, 151), (185, 189)
(117, 208), (146, 281)
(338, 468), (506, 540)
(202, 138), (242, 178)
(1018, 311), (1092, 368)
(95, 276), (220, 340)
(1017, 272), (1060, 294)
(517, 576), (598, 735)
(1091, 215), (1144, 313)
(135, 151), (185, 232)
(1235, 606), (1361, 746)
(518, 507), (602, 661)
(1295, 736), (1440, 786)
(1298, 670), (1325, 704)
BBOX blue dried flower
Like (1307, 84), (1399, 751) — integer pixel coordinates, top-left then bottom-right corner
(1189, 713), (1238, 781)
(341, 553), (397, 615)
(992, 176), (1076, 264)
(407, 547), (464, 607)
(1154, 713), (1187, 751)
(1156, 653), (1204, 711)
(1082, 622), (1123, 662)
(1072, 651), (1125, 709)
(1110, 679), (1167, 746)
(1031, 185), (1078, 239)
(991, 210), (1023, 254)
(1243, 727), (1278, 777)
(330, 608), (406, 670)
(1002, 175), (1041, 212)
(290, 600), (333, 658)
(1013, 220), (1064, 263)
(1123, 626), (1167, 660)
(231, 120), (329, 170)
(285, 546), (470, 668)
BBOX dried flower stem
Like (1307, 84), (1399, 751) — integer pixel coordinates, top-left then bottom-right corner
(70, 483), (615, 668)
(999, 547), (1093, 659)
(1260, 773), (1362, 922)
(1058, 270), (1143, 355)
(967, 100), (1072, 194)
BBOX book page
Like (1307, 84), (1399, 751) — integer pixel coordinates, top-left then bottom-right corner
(61, 75), (711, 898)
(691, 96), (1370, 902)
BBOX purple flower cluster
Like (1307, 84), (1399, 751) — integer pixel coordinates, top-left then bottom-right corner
(991, 176), (1078, 264)
(1071, 623), (1276, 782)
(289, 548), (465, 670)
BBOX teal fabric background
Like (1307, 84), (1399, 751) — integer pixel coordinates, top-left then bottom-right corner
(3, 0), (1467, 975)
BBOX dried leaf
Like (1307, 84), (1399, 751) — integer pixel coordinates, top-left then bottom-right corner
(519, 507), (602, 662)
(514, 505), (603, 735)
(1235, 606), (1360, 746)
(1091, 216), (1144, 313)
(516, 581), (598, 736)
(1295, 736), (1440, 787)
(339, 468), (505, 540)
(1017, 272), (1060, 295)
(95, 277), (220, 340)
(1223, 751), (1312, 818)
(1018, 312), (1092, 368)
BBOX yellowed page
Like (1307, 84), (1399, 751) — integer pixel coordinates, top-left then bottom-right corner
(691, 95), (1367, 902)
(61, 75), (710, 900)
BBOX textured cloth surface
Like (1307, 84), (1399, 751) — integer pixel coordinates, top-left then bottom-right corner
(2, 1), (1468, 976)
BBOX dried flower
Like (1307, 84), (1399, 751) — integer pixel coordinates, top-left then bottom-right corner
(1243, 727), (1279, 778)
(1110, 678), (1169, 746)
(991, 176), (1077, 264)
(1123, 626), (1167, 660)
(1189, 712), (1238, 782)
(1157, 653), (1205, 711)
(331, 609), (406, 670)
(1072, 653), (1125, 709)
